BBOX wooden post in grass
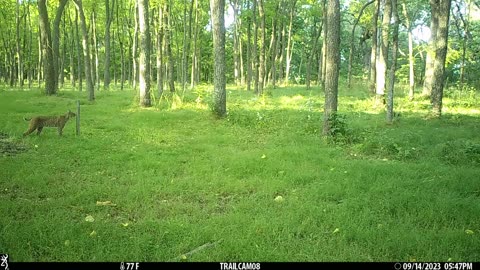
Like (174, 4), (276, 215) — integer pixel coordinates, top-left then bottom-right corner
(76, 100), (80, 136)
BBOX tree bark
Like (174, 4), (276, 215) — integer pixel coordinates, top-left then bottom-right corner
(387, 0), (399, 123)
(252, 0), (258, 94)
(165, 2), (175, 92)
(191, 0), (199, 89)
(156, 5), (164, 96)
(284, 0), (297, 86)
(323, 0), (340, 136)
(104, 0), (115, 90)
(138, 0), (151, 107)
(369, 0), (379, 93)
(210, 0), (226, 117)
(375, 0), (391, 104)
(258, 0), (266, 95)
(430, 0), (451, 116)
(37, 0), (56, 95)
(73, 0), (95, 101)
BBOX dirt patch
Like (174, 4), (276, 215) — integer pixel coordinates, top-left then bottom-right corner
(0, 132), (28, 156)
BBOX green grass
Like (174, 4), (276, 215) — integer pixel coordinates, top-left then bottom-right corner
(1, 83), (479, 262)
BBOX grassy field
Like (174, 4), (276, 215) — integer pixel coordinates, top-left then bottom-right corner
(1, 82), (479, 262)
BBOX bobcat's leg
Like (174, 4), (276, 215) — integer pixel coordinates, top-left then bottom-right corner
(58, 126), (64, 136)
(23, 128), (35, 137)
(36, 127), (44, 135)
(23, 125), (36, 137)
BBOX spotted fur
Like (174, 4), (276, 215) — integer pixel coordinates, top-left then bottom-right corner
(23, 110), (76, 136)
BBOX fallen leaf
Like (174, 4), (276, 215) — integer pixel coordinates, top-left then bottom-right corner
(96, 201), (117, 206)
(85, 215), (95, 222)
(465, 229), (474, 234)
(332, 228), (340, 234)
(90, 230), (97, 237)
(122, 222), (129, 227)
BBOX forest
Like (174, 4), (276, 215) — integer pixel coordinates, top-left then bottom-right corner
(1, 0), (480, 263)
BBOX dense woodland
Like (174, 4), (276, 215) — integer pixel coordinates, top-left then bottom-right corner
(0, 0), (478, 129)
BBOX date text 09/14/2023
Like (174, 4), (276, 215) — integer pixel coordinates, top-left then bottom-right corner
(395, 262), (473, 270)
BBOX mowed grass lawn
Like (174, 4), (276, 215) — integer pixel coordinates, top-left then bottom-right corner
(1, 83), (479, 262)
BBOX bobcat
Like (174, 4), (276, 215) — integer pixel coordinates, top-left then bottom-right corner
(23, 110), (76, 136)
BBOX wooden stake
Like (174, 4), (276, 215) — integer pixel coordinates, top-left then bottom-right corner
(76, 100), (80, 136)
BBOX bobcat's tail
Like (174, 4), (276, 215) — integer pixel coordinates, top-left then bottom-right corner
(24, 117), (31, 121)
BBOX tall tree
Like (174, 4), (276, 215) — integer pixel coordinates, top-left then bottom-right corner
(210, 0), (226, 117)
(138, 0), (151, 107)
(156, 4), (164, 96)
(16, 0), (23, 87)
(375, 0), (391, 105)
(284, 0), (297, 86)
(258, 0), (265, 95)
(104, 0), (115, 90)
(52, 0), (68, 91)
(386, 0), (399, 123)
(430, 0), (451, 116)
(369, 0), (379, 93)
(323, 0), (340, 136)
(73, 0), (95, 101)
(165, 1), (175, 93)
(37, 0), (56, 95)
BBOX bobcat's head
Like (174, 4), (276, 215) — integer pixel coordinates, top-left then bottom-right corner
(66, 110), (76, 119)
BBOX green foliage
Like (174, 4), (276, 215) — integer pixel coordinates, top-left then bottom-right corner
(439, 140), (480, 166)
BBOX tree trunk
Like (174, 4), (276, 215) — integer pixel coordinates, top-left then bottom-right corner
(386, 0), (399, 124)
(37, 0), (56, 95)
(246, 0), (252, 92)
(191, 0), (199, 89)
(252, 0), (258, 94)
(69, 10), (76, 87)
(104, 0), (115, 90)
(321, 0), (327, 87)
(258, 0), (266, 95)
(16, 0), (23, 87)
(210, 0), (226, 117)
(60, 15), (66, 88)
(430, 0), (451, 116)
(284, 0), (297, 86)
(231, 0), (240, 86)
(165, 2), (175, 92)
(323, 0), (340, 136)
(91, 11), (99, 91)
(375, 0), (391, 105)
(75, 8), (82, 91)
(73, 0), (94, 101)
(51, 0), (68, 91)
(132, 2), (138, 89)
(156, 5), (164, 96)
(369, 0), (379, 93)
(138, 0), (151, 107)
